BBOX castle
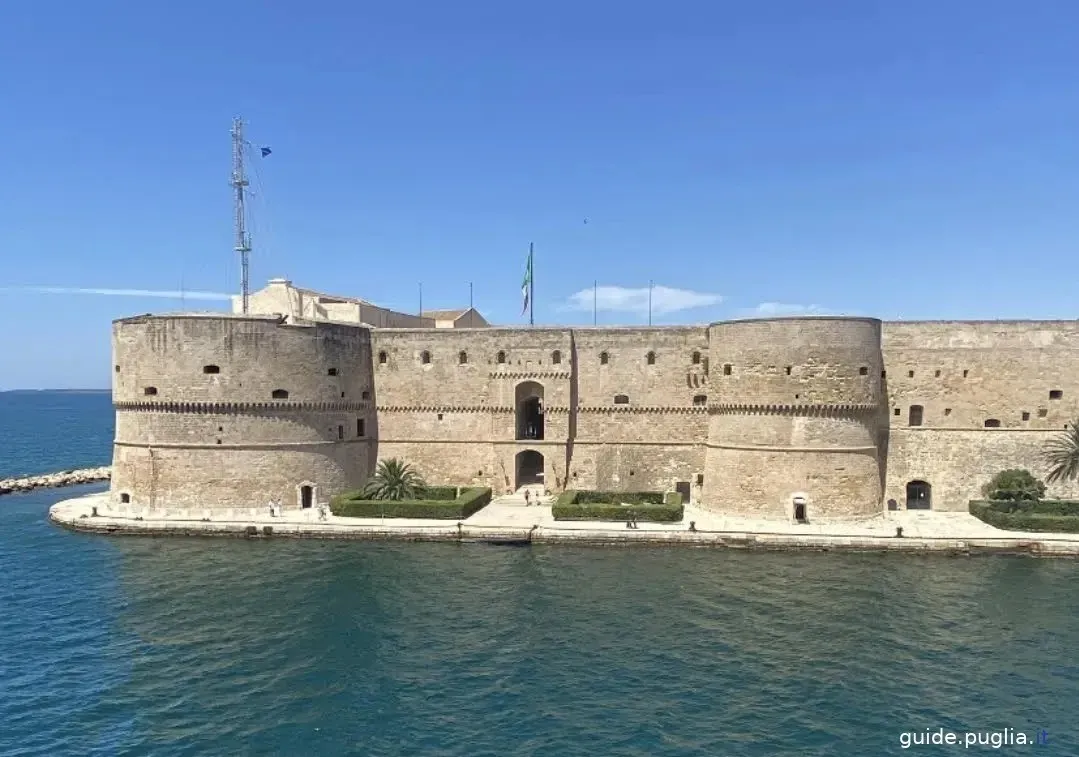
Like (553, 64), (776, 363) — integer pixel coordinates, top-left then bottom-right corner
(108, 277), (1079, 521)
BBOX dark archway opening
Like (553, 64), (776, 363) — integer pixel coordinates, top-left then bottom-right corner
(793, 497), (808, 524)
(906, 480), (931, 510)
(675, 481), (691, 504)
(516, 450), (544, 489)
(300, 485), (313, 509)
(515, 381), (545, 440)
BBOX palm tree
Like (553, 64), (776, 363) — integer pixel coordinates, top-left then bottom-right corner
(362, 458), (427, 501)
(1042, 421), (1079, 485)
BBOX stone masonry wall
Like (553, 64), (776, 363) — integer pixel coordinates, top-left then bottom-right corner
(882, 321), (1079, 510)
(703, 318), (886, 520)
(111, 315), (375, 512)
(107, 310), (1079, 519)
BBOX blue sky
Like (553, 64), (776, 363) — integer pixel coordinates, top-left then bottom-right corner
(2, 1), (1078, 389)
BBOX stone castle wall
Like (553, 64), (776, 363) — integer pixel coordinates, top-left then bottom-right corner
(703, 318), (886, 520)
(881, 321), (1079, 509)
(110, 314), (375, 514)
(109, 312), (1079, 519)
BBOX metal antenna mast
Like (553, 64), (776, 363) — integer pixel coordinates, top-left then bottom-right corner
(231, 117), (252, 314)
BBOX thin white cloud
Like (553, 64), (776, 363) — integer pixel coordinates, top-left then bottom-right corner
(563, 285), (723, 316)
(738, 302), (830, 318)
(0, 286), (232, 301)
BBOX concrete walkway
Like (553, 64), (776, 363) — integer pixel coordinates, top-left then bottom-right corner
(48, 491), (1079, 556)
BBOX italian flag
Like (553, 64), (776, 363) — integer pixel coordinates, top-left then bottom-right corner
(521, 247), (533, 316)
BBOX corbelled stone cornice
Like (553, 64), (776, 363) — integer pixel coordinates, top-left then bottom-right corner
(711, 402), (879, 416)
(487, 370), (571, 379)
(115, 400), (369, 413)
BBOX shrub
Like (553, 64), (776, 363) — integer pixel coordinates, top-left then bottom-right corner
(981, 469), (1046, 502)
(969, 500), (1079, 533)
(574, 490), (665, 505)
(331, 487), (491, 519)
(552, 489), (684, 523)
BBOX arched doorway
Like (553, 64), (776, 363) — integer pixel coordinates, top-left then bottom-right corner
(515, 450), (544, 488)
(300, 485), (314, 509)
(906, 480), (931, 510)
(515, 381), (544, 440)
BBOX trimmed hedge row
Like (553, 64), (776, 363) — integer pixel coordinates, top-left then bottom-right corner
(331, 486), (492, 519)
(553, 489), (684, 523)
(969, 500), (1079, 533)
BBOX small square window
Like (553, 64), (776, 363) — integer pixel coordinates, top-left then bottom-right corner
(934, 369), (941, 378)
(1038, 408), (1048, 418)
(944, 408), (952, 416)
(962, 369), (969, 378)
(894, 408), (901, 416)
(723, 364), (732, 376)
(437, 413), (443, 420)
(1022, 411), (1030, 421)
(858, 367), (868, 376)
(881, 370), (887, 379)
(907, 370), (914, 378)
(1050, 390), (1063, 400)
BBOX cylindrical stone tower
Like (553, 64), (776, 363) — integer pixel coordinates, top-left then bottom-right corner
(110, 314), (375, 515)
(702, 317), (885, 520)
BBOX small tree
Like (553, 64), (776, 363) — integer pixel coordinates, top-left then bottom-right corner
(362, 458), (427, 501)
(1043, 421), (1079, 485)
(981, 468), (1046, 502)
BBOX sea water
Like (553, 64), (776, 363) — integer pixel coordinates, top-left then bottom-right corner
(1, 392), (1078, 755)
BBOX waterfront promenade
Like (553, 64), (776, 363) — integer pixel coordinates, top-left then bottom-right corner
(49, 489), (1079, 556)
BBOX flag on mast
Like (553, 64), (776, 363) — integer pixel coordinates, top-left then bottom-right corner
(521, 247), (533, 316)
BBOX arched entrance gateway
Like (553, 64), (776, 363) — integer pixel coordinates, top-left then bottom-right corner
(906, 480), (932, 510)
(515, 381), (544, 440)
(515, 450), (545, 489)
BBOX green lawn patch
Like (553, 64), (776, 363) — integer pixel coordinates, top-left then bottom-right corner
(553, 489), (684, 523)
(331, 486), (492, 519)
(969, 499), (1079, 533)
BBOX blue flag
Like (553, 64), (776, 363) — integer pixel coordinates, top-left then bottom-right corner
(260, 147), (272, 158)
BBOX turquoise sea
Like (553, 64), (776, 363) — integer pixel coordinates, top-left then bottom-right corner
(2, 391), (1079, 755)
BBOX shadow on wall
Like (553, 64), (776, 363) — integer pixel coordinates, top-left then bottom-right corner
(564, 330), (579, 490)
(877, 368), (891, 503)
(362, 336), (379, 486)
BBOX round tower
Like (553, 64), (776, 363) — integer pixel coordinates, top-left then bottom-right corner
(702, 317), (885, 520)
(110, 314), (375, 514)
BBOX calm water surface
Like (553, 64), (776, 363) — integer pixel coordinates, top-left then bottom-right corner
(2, 392), (1078, 755)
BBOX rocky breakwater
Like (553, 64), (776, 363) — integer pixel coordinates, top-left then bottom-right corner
(0, 466), (111, 496)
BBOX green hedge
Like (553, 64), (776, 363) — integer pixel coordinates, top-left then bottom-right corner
(573, 490), (667, 505)
(552, 489), (684, 523)
(331, 486), (492, 519)
(969, 500), (1079, 533)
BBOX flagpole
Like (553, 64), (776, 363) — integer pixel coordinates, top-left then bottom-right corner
(529, 242), (534, 327)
